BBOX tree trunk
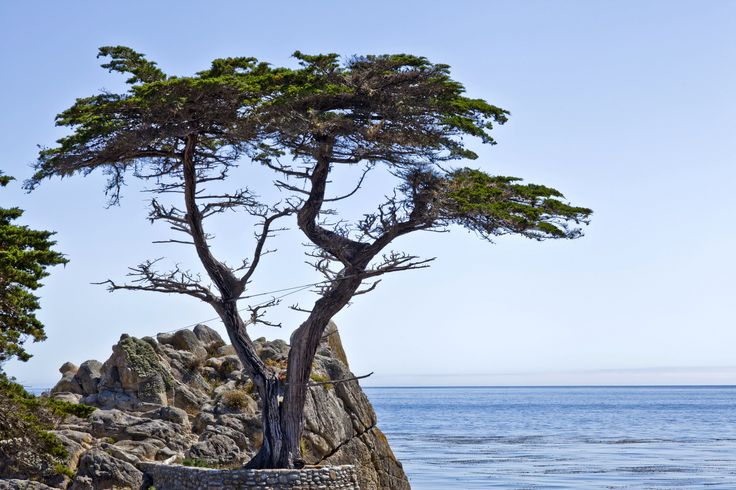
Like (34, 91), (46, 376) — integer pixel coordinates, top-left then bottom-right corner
(216, 302), (289, 468)
(279, 276), (364, 464)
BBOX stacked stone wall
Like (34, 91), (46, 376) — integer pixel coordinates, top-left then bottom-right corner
(140, 463), (360, 490)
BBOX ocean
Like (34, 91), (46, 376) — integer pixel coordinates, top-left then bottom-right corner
(365, 386), (736, 489)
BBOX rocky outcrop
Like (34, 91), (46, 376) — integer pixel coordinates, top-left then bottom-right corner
(41, 323), (409, 489)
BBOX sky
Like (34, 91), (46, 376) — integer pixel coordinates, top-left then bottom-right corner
(1, 1), (735, 387)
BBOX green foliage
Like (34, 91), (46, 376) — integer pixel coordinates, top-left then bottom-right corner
(54, 463), (76, 479)
(0, 373), (95, 481)
(26, 46), (287, 203)
(0, 173), (67, 364)
(309, 373), (333, 390)
(97, 46), (166, 85)
(182, 458), (213, 468)
(439, 168), (592, 240)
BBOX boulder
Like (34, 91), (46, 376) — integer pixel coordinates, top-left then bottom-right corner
(218, 355), (242, 375)
(74, 360), (103, 394)
(215, 344), (236, 357)
(59, 362), (78, 375)
(88, 409), (144, 440)
(193, 324), (225, 352)
(109, 439), (165, 463)
(70, 449), (143, 490)
(155, 406), (190, 427)
(51, 370), (82, 395)
(258, 339), (288, 362)
(99, 335), (170, 406)
(187, 433), (240, 466)
(49, 430), (93, 472)
(168, 330), (208, 361)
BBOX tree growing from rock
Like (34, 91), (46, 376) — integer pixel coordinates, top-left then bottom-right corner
(0, 172), (67, 365)
(28, 47), (592, 468)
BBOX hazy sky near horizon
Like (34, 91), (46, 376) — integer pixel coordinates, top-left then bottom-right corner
(1, 1), (735, 387)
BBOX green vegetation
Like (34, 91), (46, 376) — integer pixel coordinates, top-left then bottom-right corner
(0, 373), (95, 481)
(0, 173), (67, 364)
(182, 458), (213, 468)
(309, 373), (333, 390)
(221, 389), (249, 411)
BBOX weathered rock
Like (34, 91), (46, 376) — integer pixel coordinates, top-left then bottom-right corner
(39, 323), (409, 489)
(324, 320), (350, 368)
(192, 411), (216, 434)
(218, 354), (243, 375)
(258, 339), (288, 362)
(187, 433), (240, 465)
(59, 362), (78, 375)
(99, 335), (170, 406)
(0, 481), (56, 490)
(50, 392), (82, 404)
(193, 324), (225, 352)
(51, 370), (82, 395)
(215, 344), (236, 357)
(171, 382), (207, 413)
(74, 360), (103, 394)
(49, 430), (93, 472)
(156, 331), (175, 345)
(110, 439), (165, 463)
(168, 330), (208, 360)
(154, 405), (190, 427)
(70, 449), (144, 490)
(88, 409), (144, 440)
(323, 427), (411, 490)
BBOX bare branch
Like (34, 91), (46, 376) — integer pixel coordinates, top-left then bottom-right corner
(353, 279), (381, 296)
(247, 297), (283, 328)
(305, 372), (374, 387)
(323, 163), (374, 203)
(94, 259), (219, 304)
(289, 303), (313, 314)
(239, 208), (292, 288)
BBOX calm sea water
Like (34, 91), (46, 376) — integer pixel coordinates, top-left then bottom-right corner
(365, 386), (736, 489)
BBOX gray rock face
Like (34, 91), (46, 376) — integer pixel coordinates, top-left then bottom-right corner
(187, 433), (241, 465)
(0, 481), (57, 490)
(44, 323), (409, 489)
(74, 360), (103, 394)
(98, 335), (170, 407)
(52, 370), (82, 395)
(59, 362), (78, 375)
(193, 324), (225, 353)
(70, 449), (143, 490)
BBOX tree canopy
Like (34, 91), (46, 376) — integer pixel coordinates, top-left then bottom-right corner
(28, 46), (592, 468)
(0, 173), (67, 364)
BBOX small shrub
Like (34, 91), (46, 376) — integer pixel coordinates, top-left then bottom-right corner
(54, 463), (76, 479)
(0, 373), (94, 484)
(184, 355), (204, 371)
(221, 389), (248, 411)
(183, 458), (211, 468)
(243, 379), (255, 395)
(309, 373), (333, 390)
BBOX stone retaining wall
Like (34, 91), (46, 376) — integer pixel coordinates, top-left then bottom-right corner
(140, 463), (360, 489)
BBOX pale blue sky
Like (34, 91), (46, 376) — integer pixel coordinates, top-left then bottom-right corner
(1, 1), (735, 386)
